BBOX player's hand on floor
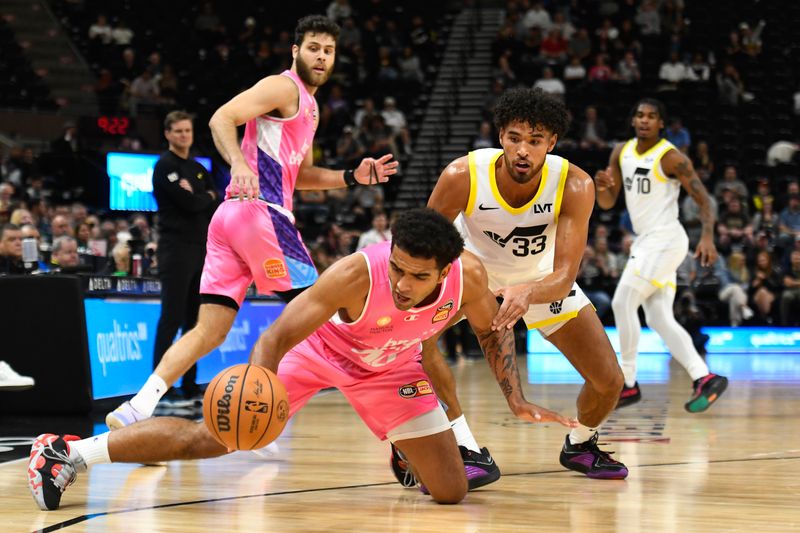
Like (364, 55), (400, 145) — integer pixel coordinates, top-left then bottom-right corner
(230, 161), (259, 200)
(511, 401), (578, 427)
(492, 284), (531, 330)
(355, 154), (398, 184)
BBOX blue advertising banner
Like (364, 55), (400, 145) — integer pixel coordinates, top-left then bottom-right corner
(527, 326), (800, 355)
(526, 326), (800, 384)
(85, 298), (284, 399)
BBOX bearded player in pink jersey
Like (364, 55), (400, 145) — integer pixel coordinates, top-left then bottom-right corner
(106, 15), (397, 430)
(29, 209), (575, 510)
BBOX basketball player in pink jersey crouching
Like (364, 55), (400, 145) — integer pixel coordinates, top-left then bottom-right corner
(105, 15), (397, 431)
(28, 208), (575, 510)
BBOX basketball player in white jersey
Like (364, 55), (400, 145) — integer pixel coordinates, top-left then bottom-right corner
(595, 98), (728, 412)
(399, 87), (627, 481)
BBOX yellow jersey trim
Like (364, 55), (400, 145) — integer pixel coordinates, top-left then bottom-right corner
(526, 310), (580, 330)
(652, 144), (676, 183)
(553, 159), (570, 223)
(637, 270), (677, 291)
(490, 152), (548, 215)
(465, 151), (479, 216)
(631, 138), (668, 159)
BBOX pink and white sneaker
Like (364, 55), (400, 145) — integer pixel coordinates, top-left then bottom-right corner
(28, 434), (80, 510)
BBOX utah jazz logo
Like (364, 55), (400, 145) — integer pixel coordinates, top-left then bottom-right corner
(625, 167), (651, 194)
(483, 224), (548, 257)
(549, 290), (576, 315)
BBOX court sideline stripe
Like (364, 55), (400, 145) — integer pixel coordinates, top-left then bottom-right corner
(34, 455), (800, 532)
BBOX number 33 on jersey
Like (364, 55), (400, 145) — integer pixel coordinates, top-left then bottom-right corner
(454, 148), (570, 282)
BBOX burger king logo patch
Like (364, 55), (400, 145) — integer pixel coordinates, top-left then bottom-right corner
(263, 258), (287, 279)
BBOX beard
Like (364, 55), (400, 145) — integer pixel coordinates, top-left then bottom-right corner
(295, 54), (332, 87)
(503, 153), (540, 184)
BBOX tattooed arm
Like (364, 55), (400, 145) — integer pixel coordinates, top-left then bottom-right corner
(458, 252), (575, 426)
(662, 149), (719, 267)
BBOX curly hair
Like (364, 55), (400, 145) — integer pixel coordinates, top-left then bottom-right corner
(295, 15), (340, 45)
(629, 97), (667, 125)
(493, 87), (569, 137)
(391, 208), (464, 270)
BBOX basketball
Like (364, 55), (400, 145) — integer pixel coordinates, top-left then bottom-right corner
(202, 364), (290, 451)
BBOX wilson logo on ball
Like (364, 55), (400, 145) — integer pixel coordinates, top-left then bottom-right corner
(216, 374), (240, 432)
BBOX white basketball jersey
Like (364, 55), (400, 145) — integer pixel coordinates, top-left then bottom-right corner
(619, 138), (681, 235)
(454, 148), (569, 285)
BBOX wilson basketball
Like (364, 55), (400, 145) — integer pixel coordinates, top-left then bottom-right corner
(203, 364), (290, 451)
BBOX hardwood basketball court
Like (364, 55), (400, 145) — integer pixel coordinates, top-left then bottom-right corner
(3, 353), (799, 532)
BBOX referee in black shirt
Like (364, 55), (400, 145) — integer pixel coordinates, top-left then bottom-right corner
(152, 110), (218, 402)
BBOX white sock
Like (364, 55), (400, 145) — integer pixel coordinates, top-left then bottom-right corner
(69, 432), (111, 472)
(129, 374), (169, 416)
(450, 415), (481, 453)
(569, 422), (599, 445)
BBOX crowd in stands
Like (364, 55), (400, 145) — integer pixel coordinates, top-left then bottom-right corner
(2, 0), (800, 329)
(477, 0), (800, 327)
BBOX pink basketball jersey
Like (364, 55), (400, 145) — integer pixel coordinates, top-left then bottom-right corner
(314, 242), (464, 371)
(227, 69), (318, 212)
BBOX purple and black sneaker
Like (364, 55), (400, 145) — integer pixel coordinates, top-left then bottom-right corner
(419, 445), (501, 494)
(559, 433), (628, 480)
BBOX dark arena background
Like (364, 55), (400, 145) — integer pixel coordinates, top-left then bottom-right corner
(1, 0), (799, 531)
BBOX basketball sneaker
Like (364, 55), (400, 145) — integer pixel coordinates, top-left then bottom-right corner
(106, 401), (149, 430)
(617, 382), (642, 409)
(418, 445), (501, 494)
(0, 360), (35, 390)
(460, 445), (501, 490)
(684, 373), (728, 413)
(28, 434), (80, 511)
(559, 433), (629, 479)
(389, 442), (418, 488)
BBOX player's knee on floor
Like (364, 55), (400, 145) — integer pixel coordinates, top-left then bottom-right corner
(427, 475), (468, 505)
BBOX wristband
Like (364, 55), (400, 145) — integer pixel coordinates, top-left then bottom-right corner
(343, 169), (358, 187)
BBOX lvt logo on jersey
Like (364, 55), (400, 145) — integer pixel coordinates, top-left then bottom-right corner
(532, 203), (553, 214)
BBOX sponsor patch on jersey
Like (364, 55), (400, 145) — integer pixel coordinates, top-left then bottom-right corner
(399, 380), (434, 399)
(377, 316), (392, 327)
(263, 258), (287, 279)
(432, 299), (454, 323)
(167, 172), (179, 182)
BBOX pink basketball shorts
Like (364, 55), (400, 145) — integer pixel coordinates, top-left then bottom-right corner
(277, 332), (440, 440)
(199, 200), (318, 307)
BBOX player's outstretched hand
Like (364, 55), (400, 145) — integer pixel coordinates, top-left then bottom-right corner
(230, 161), (259, 201)
(355, 154), (399, 184)
(694, 235), (719, 267)
(492, 284), (531, 330)
(595, 166), (614, 191)
(511, 400), (577, 427)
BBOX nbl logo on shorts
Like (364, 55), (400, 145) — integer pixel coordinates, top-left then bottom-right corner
(399, 380), (433, 399)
